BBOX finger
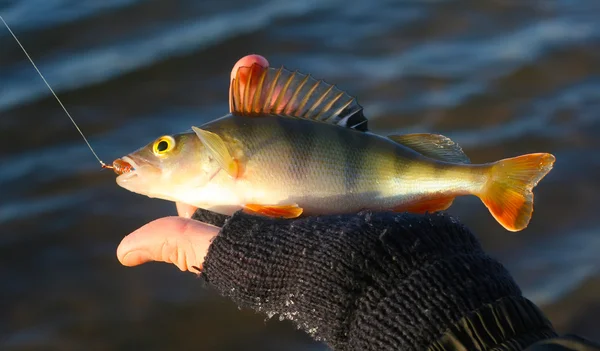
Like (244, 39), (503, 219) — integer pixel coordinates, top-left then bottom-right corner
(176, 202), (198, 218)
(117, 216), (220, 273)
(230, 54), (269, 83)
(229, 54), (270, 112)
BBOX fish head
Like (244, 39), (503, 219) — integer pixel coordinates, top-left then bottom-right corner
(113, 132), (220, 201)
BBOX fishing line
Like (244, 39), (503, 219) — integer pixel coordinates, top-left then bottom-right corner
(0, 14), (109, 168)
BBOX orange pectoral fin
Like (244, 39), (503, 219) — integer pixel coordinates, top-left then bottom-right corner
(243, 204), (304, 219)
(393, 196), (455, 214)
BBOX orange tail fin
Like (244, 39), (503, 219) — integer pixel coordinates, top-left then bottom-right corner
(480, 153), (555, 232)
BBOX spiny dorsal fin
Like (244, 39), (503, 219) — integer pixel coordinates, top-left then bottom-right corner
(388, 133), (471, 164)
(230, 63), (368, 131)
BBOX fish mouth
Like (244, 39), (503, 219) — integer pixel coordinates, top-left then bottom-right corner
(114, 155), (162, 185)
(113, 156), (139, 182)
(107, 156), (137, 174)
(121, 156), (138, 171)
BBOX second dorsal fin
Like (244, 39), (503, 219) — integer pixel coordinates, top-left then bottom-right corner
(388, 133), (471, 164)
(230, 63), (368, 131)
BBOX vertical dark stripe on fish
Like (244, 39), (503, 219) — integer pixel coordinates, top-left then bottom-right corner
(336, 127), (361, 192)
(229, 115), (251, 148)
(236, 115), (274, 155)
(279, 118), (314, 182)
(230, 114), (249, 135)
(393, 143), (425, 194)
(431, 158), (449, 179)
(393, 146), (407, 181)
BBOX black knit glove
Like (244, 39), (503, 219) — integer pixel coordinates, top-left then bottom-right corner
(191, 209), (596, 351)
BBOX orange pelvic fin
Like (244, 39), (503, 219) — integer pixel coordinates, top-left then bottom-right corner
(243, 204), (304, 219)
(393, 196), (454, 214)
(480, 153), (555, 232)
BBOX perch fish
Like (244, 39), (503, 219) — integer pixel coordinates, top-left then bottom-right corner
(112, 64), (555, 232)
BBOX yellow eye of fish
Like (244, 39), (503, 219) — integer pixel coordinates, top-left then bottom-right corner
(153, 136), (175, 156)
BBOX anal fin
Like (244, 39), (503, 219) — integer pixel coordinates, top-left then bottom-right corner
(243, 203), (304, 218)
(393, 196), (454, 214)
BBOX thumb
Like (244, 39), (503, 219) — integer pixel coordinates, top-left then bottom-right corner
(229, 54), (269, 83)
(117, 216), (220, 273)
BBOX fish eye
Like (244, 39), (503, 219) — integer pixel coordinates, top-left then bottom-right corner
(152, 136), (175, 156)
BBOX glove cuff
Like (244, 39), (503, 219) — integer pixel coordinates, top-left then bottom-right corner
(432, 296), (556, 350)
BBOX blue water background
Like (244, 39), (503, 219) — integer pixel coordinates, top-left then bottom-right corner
(1, 0), (599, 349)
